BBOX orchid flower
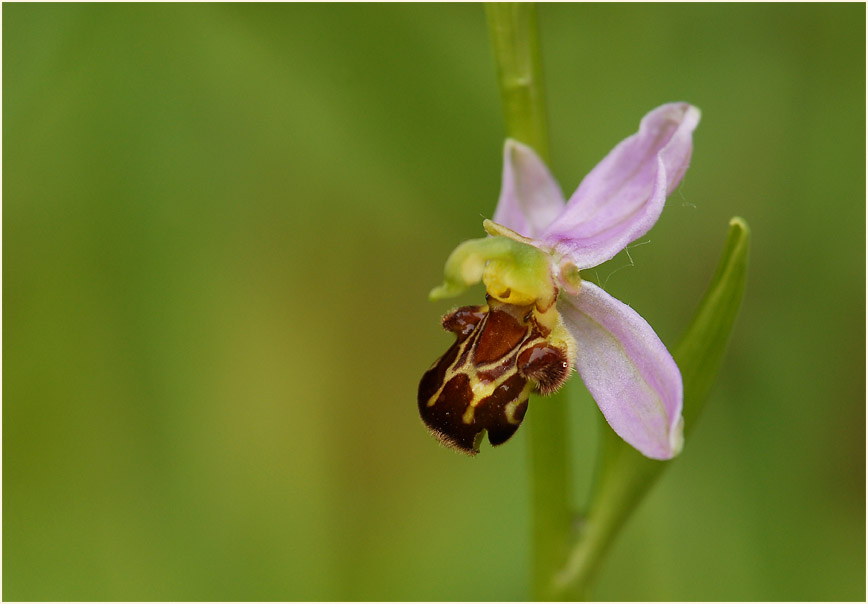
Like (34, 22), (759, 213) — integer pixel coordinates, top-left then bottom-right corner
(418, 102), (700, 460)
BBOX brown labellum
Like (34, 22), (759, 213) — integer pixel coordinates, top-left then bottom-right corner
(418, 297), (571, 455)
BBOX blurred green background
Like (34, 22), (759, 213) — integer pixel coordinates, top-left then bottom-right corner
(4, 3), (864, 601)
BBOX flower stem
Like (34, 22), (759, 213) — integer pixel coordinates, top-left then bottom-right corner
(485, 3), (551, 162)
(525, 386), (574, 600)
(485, 4), (571, 600)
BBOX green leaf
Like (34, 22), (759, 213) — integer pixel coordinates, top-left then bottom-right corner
(552, 217), (751, 600)
(677, 216), (751, 430)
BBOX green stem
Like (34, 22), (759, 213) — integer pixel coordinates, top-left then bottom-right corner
(526, 386), (574, 601)
(485, 3), (551, 162)
(485, 4), (571, 600)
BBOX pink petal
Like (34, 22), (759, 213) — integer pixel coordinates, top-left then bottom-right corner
(492, 139), (566, 239)
(541, 103), (700, 269)
(559, 281), (683, 460)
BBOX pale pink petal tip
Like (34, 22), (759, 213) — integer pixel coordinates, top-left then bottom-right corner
(542, 103), (701, 269)
(559, 282), (684, 460)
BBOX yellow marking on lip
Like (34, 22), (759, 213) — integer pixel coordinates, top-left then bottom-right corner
(424, 335), (475, 407)
(424, 306), (554, 421)
(504, 387), (532, 424)
(470, 378), (498, 405)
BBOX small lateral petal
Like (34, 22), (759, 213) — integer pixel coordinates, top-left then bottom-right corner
(492, 139), (566, 239)
(541, 103), (700, 269)
(559, 282), (683, 460)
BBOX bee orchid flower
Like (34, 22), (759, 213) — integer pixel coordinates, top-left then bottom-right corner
(419, 102), (700, 460)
